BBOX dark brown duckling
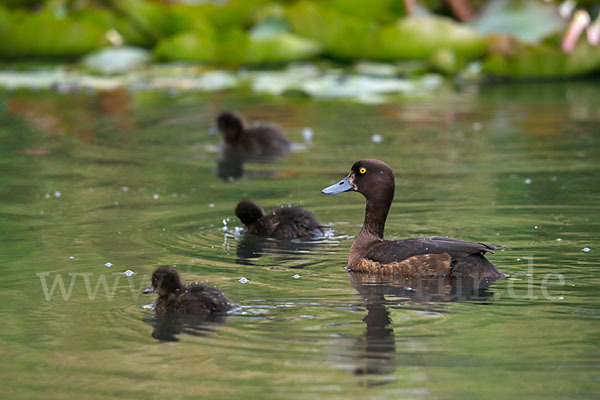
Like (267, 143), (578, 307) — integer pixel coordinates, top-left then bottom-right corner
(216, 111), (290, 157)
(143, 267), (232, 315)
(235, 199), (325, 239)
(322, 159), (504, 280)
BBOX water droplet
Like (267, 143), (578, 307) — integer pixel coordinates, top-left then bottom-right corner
(582, 247), (591, 252)
(44, 193), (50, 199)
(123, 269), (134, 277)
(153, 193), (159, 199)
(104, 262), (113, 267)
(69, 256), (75, 260)
(472, 122), (482, 131)
(302, 127), (313, 142)
(534, 226), (539, 229)
(121, 186), (129, 192)
(524, 178), (532, 184)
(516, 258), (521, 261)
(558, 296), (565, 300)
(239, 277), (249, 284)
(292, 274), (301, 279)
(556, 238), (562, 242)
(54, 191), (61, 198)
(551, 176), (557, 181)
(371, 134), (383, 143)
(209, 203), (215, 208)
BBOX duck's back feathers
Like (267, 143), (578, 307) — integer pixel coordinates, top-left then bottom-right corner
(365, 237), (496, 264)
(243, 124), (290, 155)
(356, 237), (503, 279)
(156, 283), (232, 315)
(269, 207), (325, 239)
(236, 200), (324, 239)
(179, 284), (232, 314)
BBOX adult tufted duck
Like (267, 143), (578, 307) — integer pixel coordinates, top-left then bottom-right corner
(235, 199), (325, 239)
(216, 111), (290, 157)
(322, 159), (504, 279)
(143, 267), (232, 315)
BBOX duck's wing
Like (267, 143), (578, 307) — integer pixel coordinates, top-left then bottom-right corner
(365, 236), (498, 265)
(271, 207), (324, 239)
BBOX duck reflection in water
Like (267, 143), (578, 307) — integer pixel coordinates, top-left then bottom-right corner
(215, 111), (290, 182)
(348, 273), (496, 380)
(235, 233), (325, 267)
(142, 267), (231, 342)
(143, 312), (229, 342)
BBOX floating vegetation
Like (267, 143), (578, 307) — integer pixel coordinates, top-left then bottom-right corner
(0, 63), (446, 103)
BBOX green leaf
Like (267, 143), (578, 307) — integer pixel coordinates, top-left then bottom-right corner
(244, 33), (323, 64)
(483, 37), (600, 78)
(375, 16), (488, 60)
(0, 9), (108, 57)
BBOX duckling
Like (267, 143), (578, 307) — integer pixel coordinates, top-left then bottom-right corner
(235, 199), (325, 239)
(322, 159), (504, 279)
(143, 267), (232, 315)
(216, 111), (290, 157)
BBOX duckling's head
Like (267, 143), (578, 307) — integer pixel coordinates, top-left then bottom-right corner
(217, 111), (245, 143)
(322, 159), (395, 201)
(144, 267), (183, 296)
(235, 199), (264, 227)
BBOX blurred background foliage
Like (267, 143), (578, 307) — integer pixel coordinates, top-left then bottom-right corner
(0, 0), (599, 79)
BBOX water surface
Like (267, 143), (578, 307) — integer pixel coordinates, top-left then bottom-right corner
(1, 81), (599, 399)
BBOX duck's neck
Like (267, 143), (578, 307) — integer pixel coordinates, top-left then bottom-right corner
(348, 194), (392, 267)
(359, 192), (393, 240)
(358, 185), (395, 239)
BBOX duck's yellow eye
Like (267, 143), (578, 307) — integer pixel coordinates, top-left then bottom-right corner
(359, 167), (366, 174)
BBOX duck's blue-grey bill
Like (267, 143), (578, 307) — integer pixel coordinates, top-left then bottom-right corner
(143, 286), (154, 294)
(322, 174), (353, 194)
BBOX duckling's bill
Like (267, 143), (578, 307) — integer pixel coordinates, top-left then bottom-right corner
(322, 174), (353, 194)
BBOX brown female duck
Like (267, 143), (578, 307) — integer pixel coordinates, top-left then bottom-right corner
(322, 159), (504, 279)
(143, 267), (232, 315)
(216, 111), (290, 157)
(235, 199), (325, 239)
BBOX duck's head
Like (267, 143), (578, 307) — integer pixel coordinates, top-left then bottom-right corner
(235, 199), (264, 227)
(216, 111), (245, 143)
(322, 159), (395, 201)
(143, 267), (183, 296)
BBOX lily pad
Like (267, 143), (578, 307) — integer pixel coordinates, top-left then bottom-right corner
(374, 16), (488, 60)
(0, 9), (108, 58)
(483, 37), (600, 78)
(245, 33), (323, 64)
(287, 1), (376, 60)
(154, 31), (218, 63)
(82, 46), (151, 74)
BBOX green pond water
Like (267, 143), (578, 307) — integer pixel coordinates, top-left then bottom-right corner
(1, 81), (599, 399)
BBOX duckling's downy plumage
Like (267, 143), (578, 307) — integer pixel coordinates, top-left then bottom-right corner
(216, 111), (290, 157)
(235, 199), (325, 239)
(322, 159), (504, 279)
(144, 267), (232, 315)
